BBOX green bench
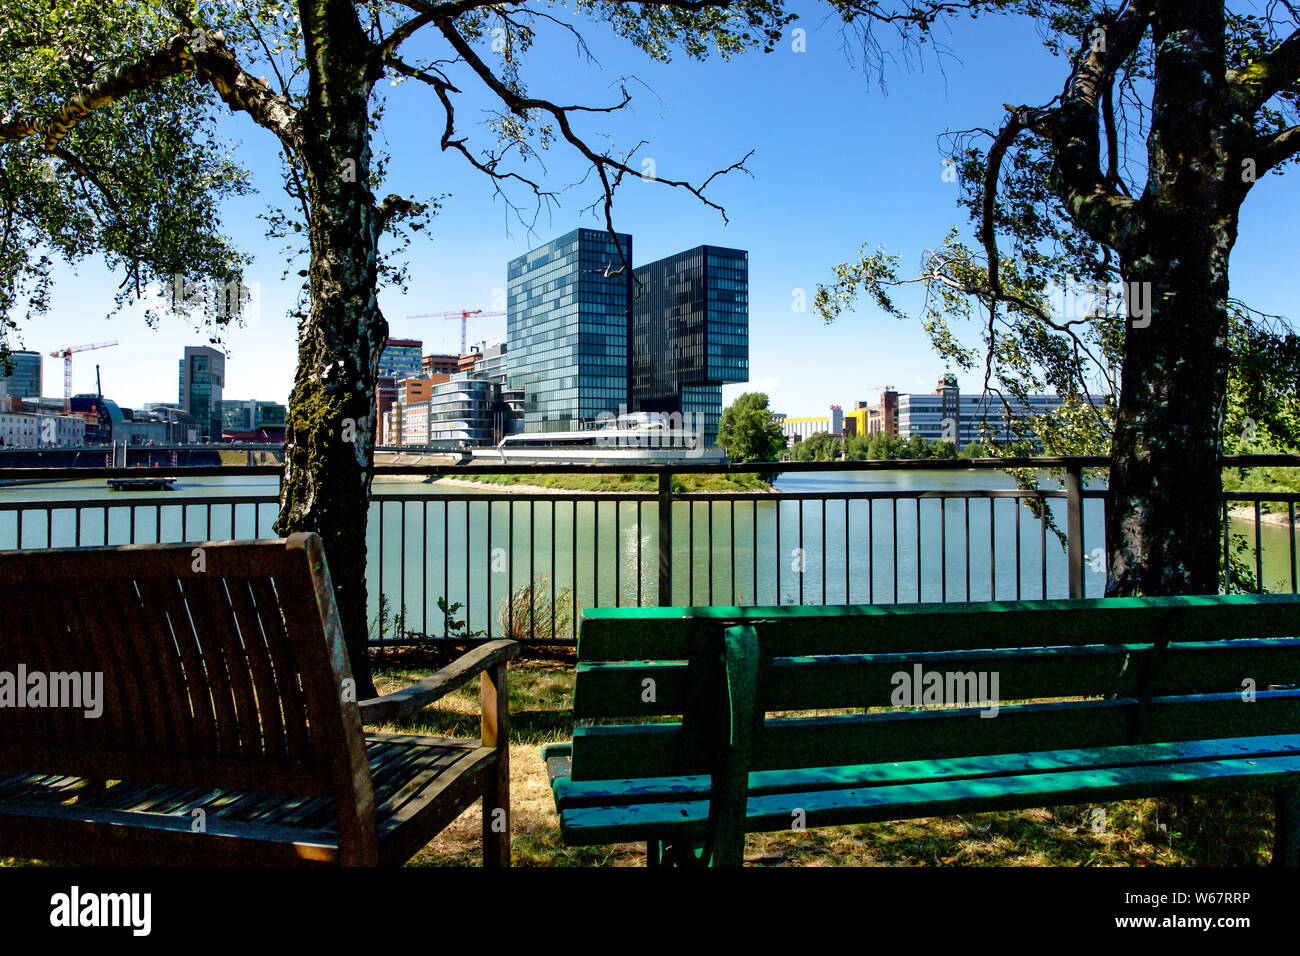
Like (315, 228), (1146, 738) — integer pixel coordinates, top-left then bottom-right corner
(544, 595), (1300, 866)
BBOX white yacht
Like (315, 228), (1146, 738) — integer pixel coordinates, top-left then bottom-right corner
(470, 414), (726, 464)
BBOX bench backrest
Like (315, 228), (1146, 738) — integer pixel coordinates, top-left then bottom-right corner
(0, 533), (374, 857)
(569, 596), (1300, 782)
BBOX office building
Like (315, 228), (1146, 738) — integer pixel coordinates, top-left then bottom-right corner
(776, 406), (843, 445)
(630, 245), (748, 446)
(422, 353), (460, 376)
(178, 346), (225, 442)
(222, 399), (286, 432)
(507, 229), (633, 432)
(860, 374), (1074, 447)
(375, 340), (423, 445)
(379, 339), (423, 381)
(0, 350), (42, 400)
(866, 390), (900, 437)
(0, 402), (85, 447)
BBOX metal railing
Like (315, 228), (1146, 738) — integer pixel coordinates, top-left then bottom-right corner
(1, 456), (1296, 645)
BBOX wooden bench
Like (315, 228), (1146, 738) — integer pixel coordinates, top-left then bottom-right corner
(0, 532), (517, 866)
(544, 596), (1300, 866)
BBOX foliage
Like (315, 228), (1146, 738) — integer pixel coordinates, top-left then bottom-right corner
(816, 1), (1300, 459)
(496, 574), (574, 642)
(369, 592), (411, 643)
(436, 595), (487, 641)
(717, 392), (787, 467)
(789, 430), (972, 461)
(461, 471), (771, 492)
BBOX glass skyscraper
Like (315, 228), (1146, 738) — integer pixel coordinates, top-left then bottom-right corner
(0, 350), (42, 399)
(632, 245), (749, 445)
(178, 346), (225, 442)
(507, 229), (633, 432)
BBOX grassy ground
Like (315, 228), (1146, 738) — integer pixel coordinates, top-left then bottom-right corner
(368, 651), (1278, 867)
(1, 652), (1277, 868)
(450, 472), (771, 493)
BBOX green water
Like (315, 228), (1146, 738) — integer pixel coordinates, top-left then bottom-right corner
(1, 471), (1293, 640)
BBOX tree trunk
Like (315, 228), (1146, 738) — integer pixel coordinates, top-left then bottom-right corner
(1104, 2), (1239, 597)
(274, 0), (385, 696)
(1106, 230), (1235, 596)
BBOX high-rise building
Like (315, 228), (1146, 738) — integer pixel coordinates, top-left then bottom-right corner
(178, 346), (224, 442)
(0, 350), (42, 400)
(631, 245), (748, 446)
(376, 339), (425, 445)
(507, 228), (633, 432)
(379, 339), (423, 381)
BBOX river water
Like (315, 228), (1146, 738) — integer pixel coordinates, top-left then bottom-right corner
(1, 470), (1293, 641)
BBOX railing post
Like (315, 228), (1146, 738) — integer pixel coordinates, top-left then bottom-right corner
(658, 469), (673, 607)
(1065, 462), (1085, 599)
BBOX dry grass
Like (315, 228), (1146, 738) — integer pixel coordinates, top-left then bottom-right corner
(2, 652), (1277, 867)
(374, 652), (1278, 868)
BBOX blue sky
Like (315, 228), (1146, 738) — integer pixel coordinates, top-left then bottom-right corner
(11, 4), (1300, 414)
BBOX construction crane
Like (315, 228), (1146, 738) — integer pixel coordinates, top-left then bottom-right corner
(407, 310), (505, 354)
(49, 341), (118, 411)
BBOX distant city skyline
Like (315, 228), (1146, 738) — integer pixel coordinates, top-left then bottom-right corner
(3, 9), (1298, 418)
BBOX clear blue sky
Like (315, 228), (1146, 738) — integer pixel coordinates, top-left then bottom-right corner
(11, 4), (1300, 414)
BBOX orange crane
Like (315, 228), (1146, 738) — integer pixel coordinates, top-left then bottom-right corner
(49, 341), (118, 411)
(407, 310), (505, 354)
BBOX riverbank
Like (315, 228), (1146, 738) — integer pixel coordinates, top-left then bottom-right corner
(430, 473), (775, 494)
(1227, 504), (1296, 527)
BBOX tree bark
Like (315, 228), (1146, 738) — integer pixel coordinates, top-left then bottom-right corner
(1105, 1), (1236, 597)
(1106, 220), (1237, 595)
(273, 0), (385, 695)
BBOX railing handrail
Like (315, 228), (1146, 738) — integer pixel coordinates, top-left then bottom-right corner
(2, 453), (1297, 482)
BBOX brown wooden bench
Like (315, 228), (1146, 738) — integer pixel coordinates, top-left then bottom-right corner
(0, 532), (517, 866)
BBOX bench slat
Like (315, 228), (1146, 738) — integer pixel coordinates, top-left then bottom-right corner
(579, 595), (1300, 660)
(570, 690), (1300, 780)
(554, 749), (1300, 847)
(574, 639), (1300, 719)
(553, 734), (1300, 808)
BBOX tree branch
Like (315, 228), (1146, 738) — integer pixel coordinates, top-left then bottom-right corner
(434, 16), (750, 228)
(1227, 25), (1300, 112)
(1253, 122), (1300, 175)
(375, 193), (426, 233)
(0, 31), (300, 152)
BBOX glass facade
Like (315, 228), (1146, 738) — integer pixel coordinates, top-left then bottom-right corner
(507, 229), (633, 432)
(427, 374), (500, 445)
(0, 350), (42, 400)
(178, 346), (224, 442)
(631, 245), (748, 445)
(221, 399), (286, 431)
(378, 339), (424, 381)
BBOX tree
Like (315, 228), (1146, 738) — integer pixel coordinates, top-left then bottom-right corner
(0, 0), (794, 692)
(820, 0), (1300, 597)
(791, 430), (841, 461)
(718, 392), (787, 464)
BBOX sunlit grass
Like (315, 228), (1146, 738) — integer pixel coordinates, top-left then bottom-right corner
(374, 652), (1278, 867)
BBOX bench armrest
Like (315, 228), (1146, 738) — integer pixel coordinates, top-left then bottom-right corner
(358, 640), (520, 726)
